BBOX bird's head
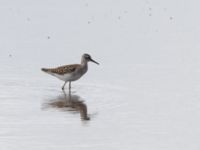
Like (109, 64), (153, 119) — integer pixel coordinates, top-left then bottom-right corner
(82, 53), (99, 65)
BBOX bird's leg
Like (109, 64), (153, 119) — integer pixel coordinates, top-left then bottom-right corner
(62, 81), (67, 90)
(68, 87), (72, 100)
(69, 81), (71, 90)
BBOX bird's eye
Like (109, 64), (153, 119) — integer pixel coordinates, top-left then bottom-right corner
(85, 55), (90, 59)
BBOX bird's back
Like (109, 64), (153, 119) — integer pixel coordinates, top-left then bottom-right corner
(41, 64), (87, 82)
(41, 64), (79, 75)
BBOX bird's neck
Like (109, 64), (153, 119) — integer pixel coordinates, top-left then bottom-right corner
(80, 59), (88, 73)
(81, 58), (88, 67)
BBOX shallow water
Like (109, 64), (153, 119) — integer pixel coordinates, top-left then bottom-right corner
(1, 0), (200, 149)
(1, 55), (200, 150)
(43, 91), (90, 121)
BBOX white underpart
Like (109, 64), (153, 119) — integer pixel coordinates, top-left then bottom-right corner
(53, 73), (72, 81)
(48, 72), (84, 82)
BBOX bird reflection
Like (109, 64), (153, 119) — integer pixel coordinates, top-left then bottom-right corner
(43, 90), (90, 121)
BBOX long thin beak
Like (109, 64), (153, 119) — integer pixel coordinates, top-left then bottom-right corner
(90, 58), (99, 65)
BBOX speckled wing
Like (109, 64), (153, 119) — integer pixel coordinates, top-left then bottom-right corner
(42, 64), (79, 75)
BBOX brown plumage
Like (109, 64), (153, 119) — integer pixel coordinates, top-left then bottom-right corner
(41, 64), (79, 75)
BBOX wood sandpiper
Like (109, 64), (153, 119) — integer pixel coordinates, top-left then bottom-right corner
(41, 53), (99, 91)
